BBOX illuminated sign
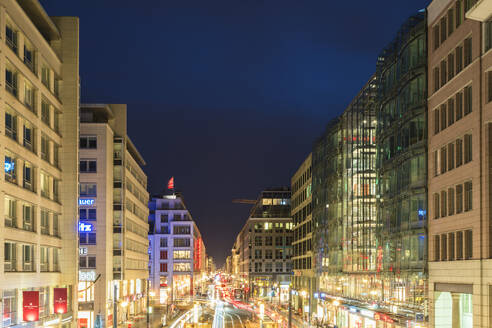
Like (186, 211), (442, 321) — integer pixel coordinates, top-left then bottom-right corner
(4, 161), (14, 172)
(78, 222), (93, 232)
(79, 270), (97, 281)
(79, 247), (88, 255)
(79, 198), (95, 206)
(418, 209), (426, 217)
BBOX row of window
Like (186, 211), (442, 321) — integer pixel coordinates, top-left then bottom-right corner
(433, 181), (473, 219)
(126, 238), (148, 255)
(292, 165), (311, 194)
(293, 239), (312, 257)
(292, 185), (311, 209)
(79, 159), (97, 173)
(433, 38), (472, 93)
(80, 136), (97, 149)
(432, 1), (465, 51)
(251, 262), (292, 273)
(293, 256), (312, 270)
(126, 219), (148, 239)
(79, 256), (96, 269)
(434, 229), (473, 261)
(159, 213), (190, 223)
(252, 222), (293, 232)
(253, 236), (293, 246)
(126, 198), (148, 222)
(433, 134), (472, 177)
(294, 220), (312, 241)
(293, 202), (312, 225)
(433, 86), (472, 135)
(5, 110), (61, 168)
(253, 248), (292, 259)
(4, 197), (59, 236)
(5, 20), (60, 97)
(4, 242), (59, 272)
(159, 250), (192, 260)
(159, 262), (192, 272)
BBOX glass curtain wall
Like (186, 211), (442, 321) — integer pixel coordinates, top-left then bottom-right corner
(376, 11), (428, 319)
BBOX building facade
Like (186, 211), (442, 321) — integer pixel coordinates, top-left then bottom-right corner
(428, 1), (492, 327)
(291, 153), (314, 320)
(234, 188), (293, 304)
(148, 192), (207, 307)
(78, 104), (149, 328)
(0, 1), (79, 327)
(313, 77), (378, 327)
(376, 11), (428, 326)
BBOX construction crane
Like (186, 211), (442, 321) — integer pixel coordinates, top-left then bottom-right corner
(232, 199), (256, 204)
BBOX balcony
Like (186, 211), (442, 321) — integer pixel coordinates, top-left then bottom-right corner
(466, 0), (492, 21)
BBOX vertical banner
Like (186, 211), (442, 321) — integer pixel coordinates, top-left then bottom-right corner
(54, 288), (68, 314)
(22, 291), (39, 322)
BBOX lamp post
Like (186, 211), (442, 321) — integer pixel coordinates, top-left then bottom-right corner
(146, 279), (150, 328)
(288, 284), (292, 328)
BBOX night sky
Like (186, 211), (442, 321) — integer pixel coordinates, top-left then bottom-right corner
(43, 0), (429, 267)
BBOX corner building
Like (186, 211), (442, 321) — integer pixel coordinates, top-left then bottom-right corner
(313, 77), (378, 328)
(291, 153), (314, 320)
(148, 192), (207, 306)
(427, 1), (492, 327)
(0, 1), (79, 327)
(78, 104), (149, 328)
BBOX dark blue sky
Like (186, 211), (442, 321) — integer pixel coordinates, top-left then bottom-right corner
(44, 0), (429, 266)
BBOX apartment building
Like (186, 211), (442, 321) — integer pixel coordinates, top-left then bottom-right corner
(427, 1), (492, 327)
(78, 104), (149, 328)
(291, 153), (314, 321)
(148, 191), (207, 306)
(234, 188), (293, 304)
(0, 1), (79, 327)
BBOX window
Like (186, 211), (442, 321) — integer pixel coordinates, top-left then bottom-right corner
(464, 37), (472, 67)
(79, 256), (96, 269)
(160, 250), (168, 260)
(160, 263), (167, 272)
(22, 244), (34, 271)
(433, 25), (440, 50)
(464, 134), (472, 163)
(448, 9), (454, 36)
(5, 154), (17, 184)
(265, 249), (273, 259)
(254, 236), (262, 246)
(448, 232), (455, 261)
(464, 181), (473, 211)
(40, 172), (49, 198)
(41, 210), (49, 235)
(440, 147), (447, 174)
(173, 238), (190, 247)
(80, 136), (97, 149)
(4, 198), (16, 228)
(54, 111), (60, 134)
(5, 67), (17, 96)
(79, 208), (96, 221)
(79, 232), (96, 245)
(440, 104), (447, 130)
(440, 17), (447, 44)
(456, 91), (463, 120)
(53, 179), (60, 202)
(160, 238), (167, 247)
(448, 188), (455, 215)
(173, 262), (191, 272)
(434, 109), (440, 135)
(486, 19), (492, 52)
(40, 246), (49, 272)
(53, 214), (59, 237)
(6, 25), (17, 53)
(448, 98), (455, 126)
(24, 44), (34, 71)
(275, 236), (283, 246)
(441, 233), (447, 261)
(4, 242), (16, 272)
(448, 143), (455, 170)
(464, 85), (472, 115)
(173, 250), (191, 259)
(80, 183), (97, 197)
(456, 138), (463, 167)
(275, 248), (283, 259)
(434, 151), (439, 176)
(275, 262), (283, 272)
(434, 66), (440, 92)
(41, 101), (50, 126)
(456, 45), (463, 73)
(254, 262), (262, 273)
(456, 184), (464, 214)
(23, 123), (33, 151)
(456, 230), (463, 259)
(24, 83), (34, 110)
(41, 135), (50, 162)
(255, 249), (262, 259)
(41, 66), (50, 89)
(434, 193), (440, 219)
(80, 160), (97, 173)
(53, 144), (60, 168)
(440, 60), (447, 87)
(456, 1), (462, 28)
(22, 205), (34, 232)
(465, 230), (473, 259)
(5, 110), (17, 140)
(265, 236), (272, 246)
(441, 190), (447, 217)
(488, 71), (492, 103)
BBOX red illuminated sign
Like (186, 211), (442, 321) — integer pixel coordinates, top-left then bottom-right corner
(168, 177), (174, 189)
(23, 291), (39, 322)
(54, 288), (68, 314)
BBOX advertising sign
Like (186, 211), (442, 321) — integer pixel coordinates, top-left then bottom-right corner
(54, 288), (68, 314)
(22, 291), (39, 322)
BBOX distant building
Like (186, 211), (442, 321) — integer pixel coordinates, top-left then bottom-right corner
(234, 188), (293, 303)
(225, 256), (232, 274)
(148, 192), (207, 305)
(78, 104), (149, 328)
(0, 1), (79, 327)
(291, 153), (314, 320)
(206, 256), (216, 273)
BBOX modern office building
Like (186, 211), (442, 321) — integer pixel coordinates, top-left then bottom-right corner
(291, 153), (314, 320)
(0, 1), (79, 327)
(313, 76), (378, 327)
(427, 1), (492, 327)
(148, 191), (207, 306)
(376, 11), (428, 326)
(234, 188), (293, 303)
(77, 104), (149, 328)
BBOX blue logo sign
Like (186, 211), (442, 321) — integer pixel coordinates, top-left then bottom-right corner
(79, 198), (95, 206)
(4, 161), (14, 172)
(78, 222), (93, 232)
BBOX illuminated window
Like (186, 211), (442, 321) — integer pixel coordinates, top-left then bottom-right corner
(173, 262), (191, 272)
(173, 250), (191, 259)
